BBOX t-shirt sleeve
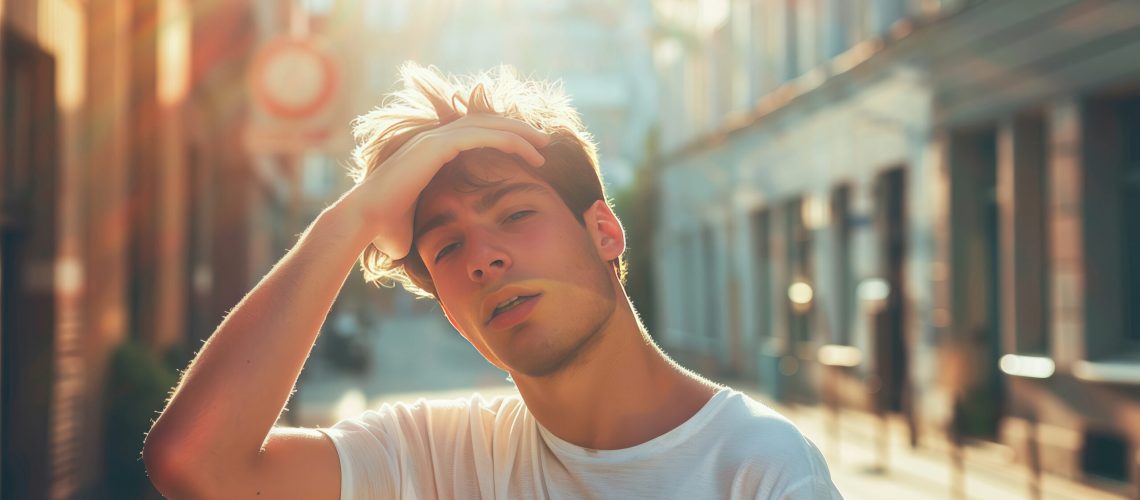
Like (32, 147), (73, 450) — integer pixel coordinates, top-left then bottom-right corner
(316, 396), (506, 500)
(316, 397), (473, 500)
(317, 404), (404, 500)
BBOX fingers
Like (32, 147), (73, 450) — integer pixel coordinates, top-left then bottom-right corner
(353, 115), (550, 261)
(448, 128), (547, 166)
(447, 114), (551, 152)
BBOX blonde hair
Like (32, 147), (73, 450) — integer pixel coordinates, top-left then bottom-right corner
(350, 62), (623, 298)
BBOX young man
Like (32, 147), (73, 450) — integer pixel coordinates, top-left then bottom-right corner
(143, 64), (842, 499)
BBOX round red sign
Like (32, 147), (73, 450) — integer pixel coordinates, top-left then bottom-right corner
(249, 37), (338, 119)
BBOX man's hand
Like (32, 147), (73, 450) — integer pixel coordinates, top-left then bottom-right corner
(344, 114), (550, 260)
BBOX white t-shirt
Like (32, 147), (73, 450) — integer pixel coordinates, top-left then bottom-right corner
(319, 387), (841, 499)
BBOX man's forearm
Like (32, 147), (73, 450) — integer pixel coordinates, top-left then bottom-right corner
(145, 199), (371, 478)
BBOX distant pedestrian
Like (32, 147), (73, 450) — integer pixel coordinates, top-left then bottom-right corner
(143, 63), (842, 499)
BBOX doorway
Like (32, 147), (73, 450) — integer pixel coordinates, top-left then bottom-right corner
(872, 168), (910, 418)
(948, 127), (1004, 439)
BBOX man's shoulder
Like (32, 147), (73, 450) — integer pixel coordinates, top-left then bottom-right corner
(707, 389), (839, 496)
(711, 388), (799, 429)
(706, 388), (820, 457)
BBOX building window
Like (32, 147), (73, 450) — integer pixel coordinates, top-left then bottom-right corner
(831, 185), (853, 345)
(730, 0), (755, 109)
(850, 0), (872, 44)
(822, 0), (851, 59)
(1006, 113), (1050, 354)
(1122, 97), (1140, 343)
(703, 225), (722, 341)
(1086, 92), (1140, 350)
(876, 0), (907, 35)
(751, 209), (772, 339)
(1081, 430), (1129, 482)
(792, 0), (819, 77)
(784, 0), (800, 82)
(786, 197), (813, 344)
(1026, 114), (1051, 353)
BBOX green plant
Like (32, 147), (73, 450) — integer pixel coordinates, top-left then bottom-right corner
(102, 340), (179, 499)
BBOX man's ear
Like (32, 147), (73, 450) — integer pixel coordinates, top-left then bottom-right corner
(583, 200), (626, 262)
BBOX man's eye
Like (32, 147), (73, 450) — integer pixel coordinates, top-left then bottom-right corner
(435, 242), (460, 262)
(505, 210), (536, 223)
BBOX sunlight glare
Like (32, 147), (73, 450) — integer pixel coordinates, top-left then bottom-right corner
(697, 0), (729, 34)
(158, 0), (190, 105)
(40, 0), (86, 110)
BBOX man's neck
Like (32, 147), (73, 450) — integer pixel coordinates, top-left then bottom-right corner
(511, 295), (720, 451)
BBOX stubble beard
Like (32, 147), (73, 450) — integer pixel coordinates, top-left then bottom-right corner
(515, 306), (611, 378)
(510, 258), (618, 379)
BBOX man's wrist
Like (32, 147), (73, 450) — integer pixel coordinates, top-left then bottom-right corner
(316, 195), (377, 252)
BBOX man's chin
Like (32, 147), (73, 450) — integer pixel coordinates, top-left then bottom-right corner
(500, 341), (574, 379)
(510, 355), (575, 379)
(507, 326), (607, 379)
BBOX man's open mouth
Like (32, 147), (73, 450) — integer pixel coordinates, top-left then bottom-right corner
(488, 294), (540, 322)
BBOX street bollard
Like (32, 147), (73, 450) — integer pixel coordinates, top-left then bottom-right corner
(879, 408), (890, 474)
(1133, 448), (1139, 500)
(1027, 413), (1041, 500)
(950, 396), (966, 499)
(817, 344), (862, 466)
(828, 365), (841, 463)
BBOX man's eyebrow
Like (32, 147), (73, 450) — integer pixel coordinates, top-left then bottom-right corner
(413, 212), (456, 243)
(474, 182), (550, 212)
(413, 182), (550, 244)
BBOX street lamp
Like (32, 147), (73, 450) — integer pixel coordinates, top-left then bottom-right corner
(788, 281), (814, 313)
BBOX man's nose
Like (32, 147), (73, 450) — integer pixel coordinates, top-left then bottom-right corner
(466, 236), (511, 282)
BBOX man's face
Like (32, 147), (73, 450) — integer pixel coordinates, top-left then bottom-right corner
(412, 158), (620, 378)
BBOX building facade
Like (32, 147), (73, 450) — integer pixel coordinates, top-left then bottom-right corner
(0, 0), (264, 497)
(651, 0), (1140, 493)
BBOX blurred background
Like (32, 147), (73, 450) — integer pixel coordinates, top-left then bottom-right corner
(2, 0), (1140, 498)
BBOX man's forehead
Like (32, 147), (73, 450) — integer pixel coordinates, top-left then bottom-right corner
(417, 158), (530, 209)
(413, 157), (551, 237)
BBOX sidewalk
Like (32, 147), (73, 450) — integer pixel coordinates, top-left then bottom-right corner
(726, 380), (1126, 500)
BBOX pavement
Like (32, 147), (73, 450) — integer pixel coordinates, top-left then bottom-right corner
(292, 313), (1128, 499)
(725, 383), (1127, 500)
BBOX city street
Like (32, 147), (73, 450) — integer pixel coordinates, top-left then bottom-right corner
(5, 1), (1139, 497)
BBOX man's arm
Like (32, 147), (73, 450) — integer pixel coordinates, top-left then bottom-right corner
(142, 202), (365, 499)
(142, 115), (549, 499)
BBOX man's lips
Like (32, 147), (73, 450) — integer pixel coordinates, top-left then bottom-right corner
(482, 285), (543, 325)
(486, 294), (542, 329)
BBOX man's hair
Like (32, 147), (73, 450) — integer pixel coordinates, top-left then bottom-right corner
(350, 62), (625, 298)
